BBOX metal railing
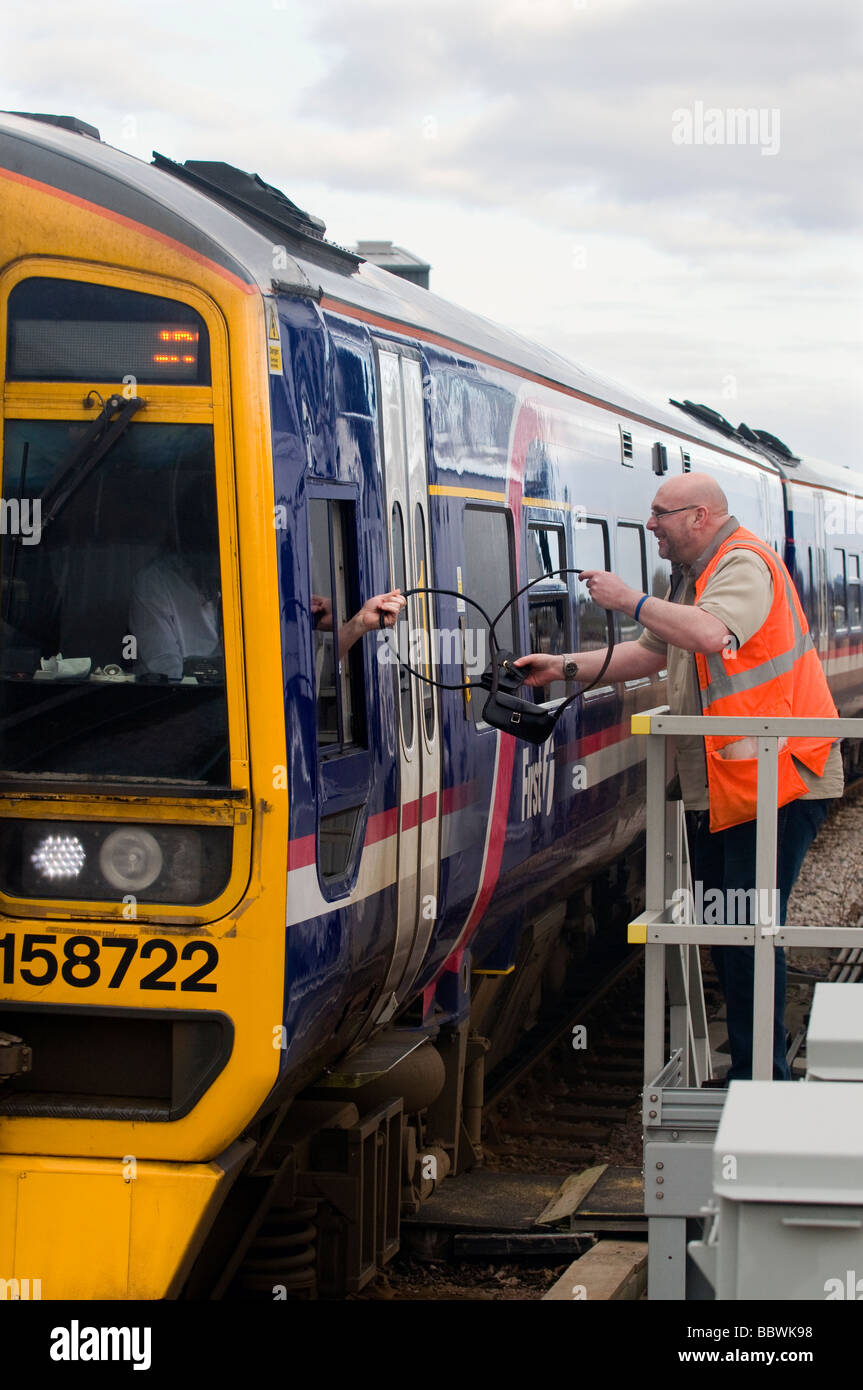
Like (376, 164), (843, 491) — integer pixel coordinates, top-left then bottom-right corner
(627, 710), (863, 1083)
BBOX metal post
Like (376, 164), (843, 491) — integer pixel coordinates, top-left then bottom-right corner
(666, 800), (690, 1076)
(644, 730), (668, 1082)
(753, 737), (779, 1080)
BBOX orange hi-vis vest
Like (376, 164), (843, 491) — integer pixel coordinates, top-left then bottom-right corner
(693, 525), (838, 832)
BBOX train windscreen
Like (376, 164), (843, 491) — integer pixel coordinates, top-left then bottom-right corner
(0, 420), (229, 788)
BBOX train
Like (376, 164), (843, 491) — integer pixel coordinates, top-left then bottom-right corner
(0, 109), (862, 1300)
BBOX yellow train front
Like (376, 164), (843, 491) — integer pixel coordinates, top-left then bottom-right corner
(0, 114), (291, 1298)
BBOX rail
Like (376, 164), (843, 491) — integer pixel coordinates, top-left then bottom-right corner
(627, 710), (863, 1082)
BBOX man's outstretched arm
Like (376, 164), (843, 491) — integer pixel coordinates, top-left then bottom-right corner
(515, 642), (666, 687)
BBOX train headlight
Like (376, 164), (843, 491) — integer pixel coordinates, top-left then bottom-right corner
(2, 820), (232, 905)
(99, 828), (163, 892)
(30, 834), (86, 880)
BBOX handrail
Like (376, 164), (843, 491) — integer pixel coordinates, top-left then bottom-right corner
(627, 709), (863, 1082)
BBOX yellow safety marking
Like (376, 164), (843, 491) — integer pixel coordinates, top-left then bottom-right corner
(428, 484), (507, 502)
(628, 922), (648, 944)
(472, 965), (516, 976)
(630, 713), (653, 734)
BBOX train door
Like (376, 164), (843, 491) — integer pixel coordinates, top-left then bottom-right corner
(373, 345), (441, 1022)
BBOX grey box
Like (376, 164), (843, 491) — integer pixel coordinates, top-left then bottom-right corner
(701, 1082), (863, 1300)
(806, 983), (863, 1082)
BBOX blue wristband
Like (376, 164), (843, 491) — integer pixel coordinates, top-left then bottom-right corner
(634, 593), (649, 624)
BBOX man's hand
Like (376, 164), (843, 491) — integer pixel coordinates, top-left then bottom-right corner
(579, 570), (642, 615)
(355, 588), (406, 633)
(513, 652), (564, 686)
(310, 593), (333, 630)
(337, 589), (406, 658)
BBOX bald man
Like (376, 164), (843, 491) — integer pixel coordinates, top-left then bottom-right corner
(516, 472), (842, 1083)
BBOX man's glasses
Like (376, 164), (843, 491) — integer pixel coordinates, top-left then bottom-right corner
(649, 504), (699, 519)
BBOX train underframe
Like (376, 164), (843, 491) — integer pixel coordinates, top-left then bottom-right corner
(178, 843), (645, 1300)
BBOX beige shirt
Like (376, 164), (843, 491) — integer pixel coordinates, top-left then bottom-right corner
(637, 517), (843, 809)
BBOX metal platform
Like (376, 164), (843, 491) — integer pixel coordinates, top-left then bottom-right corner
(627, 709), (863, 1300)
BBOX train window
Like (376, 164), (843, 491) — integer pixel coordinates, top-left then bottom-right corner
(309, 496), (365, 752)
(0, 419), (228, 786)
(413, 505), (435, 741)
(849, 554), (862, 628)
(575, 519), (610, 651)
(6, 278), (211, 386)
(832, 548), (848, 631)
(808, 547), (818, 633)
(616, 524), (647, 643)
(463, 506), (516, 722)
(527, 523), (570, 702)
(390, 502), (414, 747)
(319, 807), (362, 882)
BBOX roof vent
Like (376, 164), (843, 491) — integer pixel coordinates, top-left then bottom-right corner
(669, 398), (738, 439)
(6, 112), (100, 140)
(752, 427), (797, 461)
(151, 154), (361, 269)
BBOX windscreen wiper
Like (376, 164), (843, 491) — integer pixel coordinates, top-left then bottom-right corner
(40, 391), (145, 530)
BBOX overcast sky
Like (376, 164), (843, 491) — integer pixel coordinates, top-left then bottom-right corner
(6, 0), (862, 468)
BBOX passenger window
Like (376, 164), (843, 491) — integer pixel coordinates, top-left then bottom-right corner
(832, 548), (847, 631)
(463, 506), (516, 721)
(616, 523), (647, 643)
(413, 504), (434, 741)
(575, 519), (609, 651)
(848, 554), (861, 628)
(390, 502), (413, 746)
(527, 523), (570, 702)
(309, 496), (365, 751)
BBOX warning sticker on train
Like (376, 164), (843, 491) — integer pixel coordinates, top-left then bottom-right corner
(266, 300), (283, 374)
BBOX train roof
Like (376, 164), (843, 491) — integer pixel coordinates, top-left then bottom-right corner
(3, 112), (861, 496)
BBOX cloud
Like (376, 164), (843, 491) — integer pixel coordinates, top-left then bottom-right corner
(3, 0), (860, 468)
(289, 0), (861, 234)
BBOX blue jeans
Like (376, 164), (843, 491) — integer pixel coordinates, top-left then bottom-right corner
(685, 798), (832, 1081)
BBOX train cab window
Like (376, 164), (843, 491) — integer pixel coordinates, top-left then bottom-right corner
(527, 523), (570, 702)
(463, 506), (516, 722)
(616, 524), (647, 644)
(309, 496), (365, 752)
(832, 548), (848, 631)
(575, 519), (610, 651)
(6, 278), (210, 386)
(849, 554), (862, 629)
(0, 418), (229, 786)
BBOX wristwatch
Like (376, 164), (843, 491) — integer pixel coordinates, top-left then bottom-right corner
(562, 655), (579, 680)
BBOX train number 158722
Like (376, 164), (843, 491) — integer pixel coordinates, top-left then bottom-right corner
(0, 932), (218, 992)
